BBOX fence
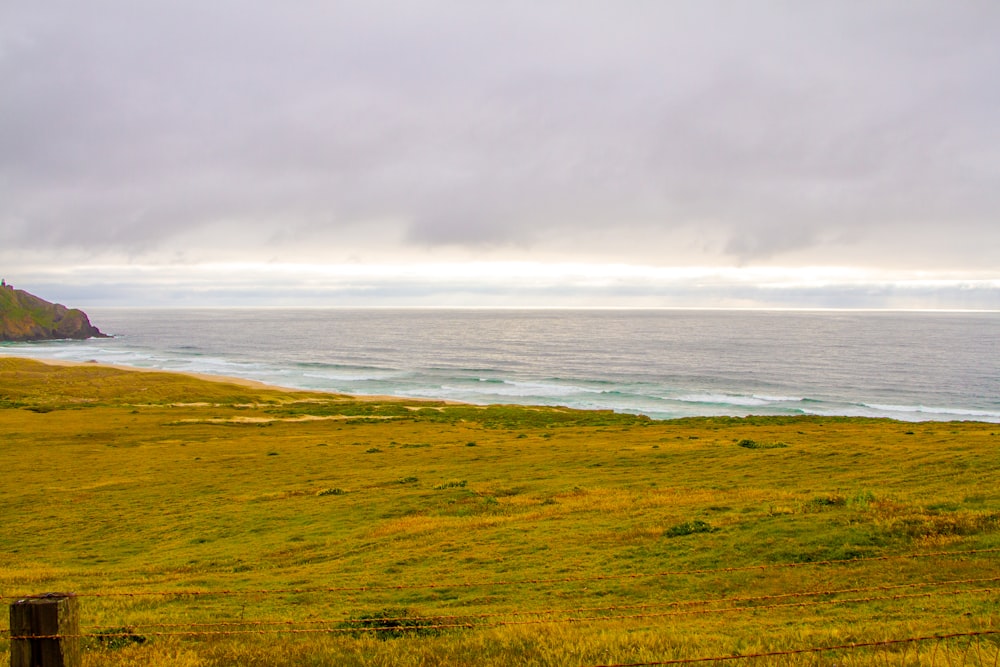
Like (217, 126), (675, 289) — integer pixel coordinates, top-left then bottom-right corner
(4, 548), (999, 666)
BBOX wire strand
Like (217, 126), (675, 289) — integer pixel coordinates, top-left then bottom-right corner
(583, 630), (1000, 667)
(73, 574), (1000, 632)
(8, 585), (996, 639)
(5, 547), (996, 601)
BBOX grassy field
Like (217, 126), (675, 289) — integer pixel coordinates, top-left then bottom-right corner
(1, 356), (998, 666)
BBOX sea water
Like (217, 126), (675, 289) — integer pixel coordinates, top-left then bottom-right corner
(2, 309), (998, 423)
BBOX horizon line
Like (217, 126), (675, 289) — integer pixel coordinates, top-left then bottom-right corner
(85, 305), (1000, 314)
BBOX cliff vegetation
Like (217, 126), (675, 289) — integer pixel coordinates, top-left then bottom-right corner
(0, 282), (106, 341)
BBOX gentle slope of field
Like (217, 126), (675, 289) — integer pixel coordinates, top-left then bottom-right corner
(1, 357), (998, 666)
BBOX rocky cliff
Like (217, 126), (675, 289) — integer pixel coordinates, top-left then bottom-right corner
(0, 284), (108, 341)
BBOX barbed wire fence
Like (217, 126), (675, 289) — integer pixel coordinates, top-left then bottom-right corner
(5, 546), (997, 602)
(3, 548), (998, 666)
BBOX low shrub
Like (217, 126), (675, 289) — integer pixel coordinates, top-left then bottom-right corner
(737, 439), (787, 449)
(810, 494), (847, 507)
(434, 480), (468, 490)
(338, 608), (445, 639)
(665, 519), (713, 537)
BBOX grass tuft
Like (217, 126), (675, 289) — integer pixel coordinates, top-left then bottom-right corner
(91, 627), (147, 650)
(338, 608), (445, 640)
(664, 519), (714, 537)
(434, 479), (468, 490)
(737, 438), (788, 449)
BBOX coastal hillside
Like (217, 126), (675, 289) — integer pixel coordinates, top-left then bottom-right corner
(0, 281), (106, 341)
(0, 358), (997, 666)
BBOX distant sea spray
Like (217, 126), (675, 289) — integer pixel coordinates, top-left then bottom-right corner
(2, 309), (998, 423)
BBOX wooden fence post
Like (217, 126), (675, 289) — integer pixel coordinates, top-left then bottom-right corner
(9, 593), (80, 667)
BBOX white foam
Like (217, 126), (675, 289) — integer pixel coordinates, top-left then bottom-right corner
(675, 393), (770, 407)
(752, 394), (805, 403)
(302, 371), (395, 382)
(864, 403), (1000, 419)
(438, 379), (600, 398)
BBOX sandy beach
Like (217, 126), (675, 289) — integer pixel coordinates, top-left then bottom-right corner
(0, 352), (462, 404)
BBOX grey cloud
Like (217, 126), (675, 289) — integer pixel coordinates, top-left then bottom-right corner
(1, 1), (999, 270)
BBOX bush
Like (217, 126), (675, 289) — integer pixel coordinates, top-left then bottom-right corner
(338, 608), (443, 639)
(738, 439), (787, 449)
(810, 494), (847, 507)
(665, 519), (713, 537)
(434, 480), (468, 490)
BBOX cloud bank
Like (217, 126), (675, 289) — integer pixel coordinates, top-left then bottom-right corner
(1, 2), (998, 307)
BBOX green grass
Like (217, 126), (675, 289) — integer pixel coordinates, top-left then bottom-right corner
(0, 288), (58, 329)
(1, 357), (998, 666)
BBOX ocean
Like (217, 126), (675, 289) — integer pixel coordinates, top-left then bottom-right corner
(2, 309), (998, 423)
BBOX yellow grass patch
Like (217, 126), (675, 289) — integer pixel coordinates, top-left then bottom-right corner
(1, 357), (998, 666)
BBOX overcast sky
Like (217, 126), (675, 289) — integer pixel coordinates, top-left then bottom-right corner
(2, 2), (998, 309)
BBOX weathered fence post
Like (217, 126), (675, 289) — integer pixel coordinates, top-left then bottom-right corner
(9, 593), (80, 667)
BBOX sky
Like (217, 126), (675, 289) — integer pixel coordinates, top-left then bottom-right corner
(1, 2), (998, 309)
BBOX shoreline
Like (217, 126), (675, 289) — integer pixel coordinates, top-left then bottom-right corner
(0, 353), (463, 405)
(3, 349), (998, 424)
